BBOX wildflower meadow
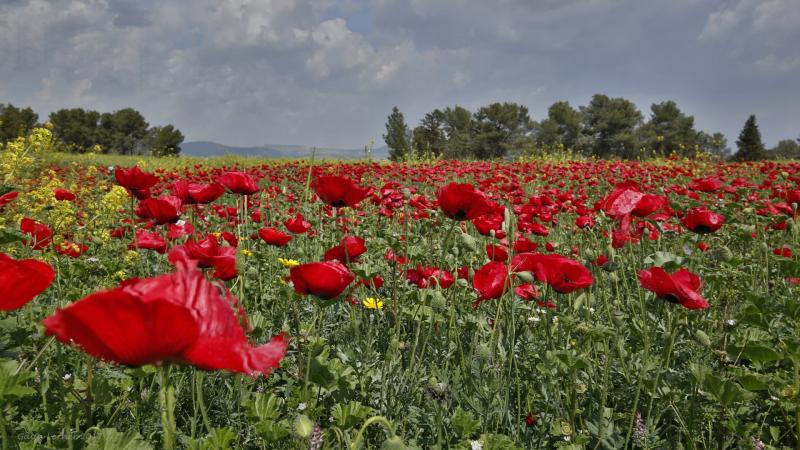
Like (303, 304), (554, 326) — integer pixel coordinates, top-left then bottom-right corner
(1, 131), (800, 449)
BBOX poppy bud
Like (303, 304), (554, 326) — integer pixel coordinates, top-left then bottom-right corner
(516, 271), (535, 283)
(476, 342), (492, 361)
(458, 233), (478, 252)
(294, 415), (314, 438)
(694, 330), (711, 348)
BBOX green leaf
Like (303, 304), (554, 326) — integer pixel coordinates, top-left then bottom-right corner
(0, 359), (35, 400)
(249, 392), (284, 421)
(0, 228), (24, 245)
(451, 407), (480, 438)
(85, 428), (152, 450)
(331, 401), (373, 430)
(200, 427), (237, 450)
(737, 373), (770, 391)
(729, 344), (783, 364)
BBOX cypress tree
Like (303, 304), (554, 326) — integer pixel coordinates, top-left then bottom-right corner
(383, 106), (411, 161)
(733, 115), (766, 161)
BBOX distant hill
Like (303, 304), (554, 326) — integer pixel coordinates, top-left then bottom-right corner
(181, 141), (389, 160)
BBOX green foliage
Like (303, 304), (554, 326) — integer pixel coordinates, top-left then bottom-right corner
(580, 94), (643, 159)
(0, 103), (38, 144)
(535, 101), (582, 152)
(146, 125), (184, 157)
(637, 101), (701, 157)
(84, 428), (153, 450)
(733, 114), (767, 161)
(384, 106), (412, 161)
(471, 102), (534, 159)
(770, 138), (800, 159)
(44, 106), (182, 155)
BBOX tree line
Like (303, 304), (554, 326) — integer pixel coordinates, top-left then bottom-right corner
(0, 103), (184, 156)
(384, 95), (800, 161)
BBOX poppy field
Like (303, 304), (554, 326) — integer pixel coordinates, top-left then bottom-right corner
(2, 146), (800, 449)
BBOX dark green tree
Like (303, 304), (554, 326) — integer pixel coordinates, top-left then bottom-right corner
(146, 125), (184, 156)
(638, 101), (699, 156)
(412, 110), (446, 156)
(471, 102), (534, 159)
(99, 108), (150, 154)
(770, 138), (800, 159)
(580, 94), (643, 159)
(733, 115), (766, 161)
(0, 104), (39, 143)
(383, 106), (412, 161)
(440, 106), (473, 159)
(535, 101), (582, 151)
(49, 108), (102, 152)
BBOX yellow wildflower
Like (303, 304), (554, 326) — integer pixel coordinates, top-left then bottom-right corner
(278, 258), (300, 268)
(241, 248), (252, 257)
(362, 297), (384, 310)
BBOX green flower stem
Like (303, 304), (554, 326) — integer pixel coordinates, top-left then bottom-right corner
(158, 365), (176, 450)
(350, 416), (396, 450)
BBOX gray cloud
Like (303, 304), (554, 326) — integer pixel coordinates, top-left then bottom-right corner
(0, 0), (797, 148)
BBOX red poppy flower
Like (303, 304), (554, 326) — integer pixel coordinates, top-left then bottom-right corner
(135, 196), (183, 224)
(0, 191), (18, 209)
(514, 283), (538, 301)
(167, 221), (195, 240)
(681, 207), (724, 234)
(511, 253), (593, 293)
(525, 413), (537, 427)
(486, 244), (509, 262)
(312, 175), (370, 208)
(290, 261), (355, 300)
(20, 218), (53, 250)
(284, 213), (312, 234)
(688, 177), (723, 192)
(130, 228), (168, 253)
(436, 183), (493, 220)
(43, 261), (288, 375)
(0, 252), (55, 311)
(406, 265), (455, 289)
(173, 180), (225, 204)
(54, 188), (76, 201)
(638, 266), (708, 310)
(472, 261), (509, 304)
(324, 236), (367, 263)
(258, 227), (292, 247)
(601, 184), (666, 219)
(219, 171), (259, 195)
(513, 236), (538, 253)
(115, 166), (159, 199)
(169, 236), (237, 280)
(773, 247), (793, 258)
(56, 241), (89, 258)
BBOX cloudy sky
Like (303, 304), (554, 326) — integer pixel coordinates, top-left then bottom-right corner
(1, 0), (798, 149)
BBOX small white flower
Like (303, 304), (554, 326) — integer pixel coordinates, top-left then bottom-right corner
(552, 316), (559, 323)
(589, 307), (595, 314)
(298, 402), (307, 411)
(470, 440), (483, 450)
(63, 373), (72, 381)
(86, 257), (99, 264)
(725, 319), (736, 326)
(176, 220), (186, 227)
